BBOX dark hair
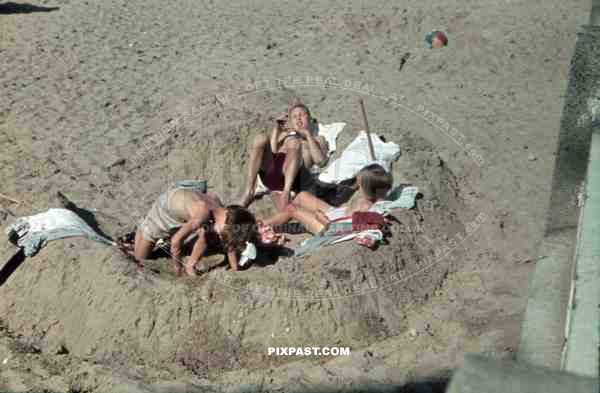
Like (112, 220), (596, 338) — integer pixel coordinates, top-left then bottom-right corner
(357, 164), (393, 200)
(220, 205), (258, 252)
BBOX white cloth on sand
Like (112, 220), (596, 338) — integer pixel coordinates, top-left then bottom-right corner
(5, 208), (113, 257)
(317, 122), (346, 153)
(331, 229), (384, 245)
(239, 241), (257, 267)
(371, 186), (419, 214)
(318, 131), (400, 184)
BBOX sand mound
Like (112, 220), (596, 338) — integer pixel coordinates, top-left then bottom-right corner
(0, 118), (465, 383)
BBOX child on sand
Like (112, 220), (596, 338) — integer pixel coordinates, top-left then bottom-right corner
(263, 164), (393, 234)
(134, 187), (257, 275)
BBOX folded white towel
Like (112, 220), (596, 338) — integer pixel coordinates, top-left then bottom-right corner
(317, 122), (346, 153)
(371, 186), (419, 214)
(318, 131), (400, 184)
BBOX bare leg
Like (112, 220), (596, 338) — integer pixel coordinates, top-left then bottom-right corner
(185, 262), (196, 276)
(290, 209), (327, 234)
(269, 191), (289, 212)
(262, 205), (327, 234)
(240, 134), (272, 207)
(262, 210), (293, 227)
(280, 138), (303, 205)
(134, 230), (156, 265)
(294, 191), (332, 213)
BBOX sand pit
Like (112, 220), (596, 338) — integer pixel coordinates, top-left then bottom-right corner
(0, 114), (466, 387)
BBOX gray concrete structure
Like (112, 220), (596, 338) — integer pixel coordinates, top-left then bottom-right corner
(447, 355), (598, 393)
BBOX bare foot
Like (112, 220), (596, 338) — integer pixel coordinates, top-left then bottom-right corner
(171, 258), (183, 277)
(315, 210), (331, 224)
(184, 260), (197, 276)
(317, 222), (330, 236)
(115, 241), (134, 254)
(115, 242), (141, 266)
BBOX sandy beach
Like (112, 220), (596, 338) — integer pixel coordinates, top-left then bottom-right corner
(0, 0), (591, 391)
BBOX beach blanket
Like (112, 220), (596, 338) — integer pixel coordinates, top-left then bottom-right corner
(294, 221), (353, 257)
(318, 131), (400, 184)
(5, 208), (114, 257)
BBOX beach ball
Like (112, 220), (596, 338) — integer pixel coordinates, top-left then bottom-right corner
(425, 30), (448, 49)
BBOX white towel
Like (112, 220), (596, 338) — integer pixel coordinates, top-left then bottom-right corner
(5, 208), (113, 256)
(239, 241), (257, 267)
(331, 229), (384, 245)
(317, 122), (346, 153)
(254, 175), (269, 195)
(318, 131), (401, 184)
(371, 186), (419, 214)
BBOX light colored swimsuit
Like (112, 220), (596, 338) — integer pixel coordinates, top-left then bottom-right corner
(140, 186), (218, 241)
(139, 188), (189, 241)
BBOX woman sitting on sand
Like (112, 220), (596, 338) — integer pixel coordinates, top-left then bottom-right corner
(262, 164), (393, 234)
(134, 187), (257, 275)
(239, 102), (329, 210)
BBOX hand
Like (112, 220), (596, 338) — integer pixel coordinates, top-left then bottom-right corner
(270, 111), (288, 123)
(295, 127), (311, 138)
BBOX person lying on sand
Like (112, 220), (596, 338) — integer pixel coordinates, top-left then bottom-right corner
(133, 188), (257, 275)
(262, 164), (393, 234)
(239, 102), (329, 209)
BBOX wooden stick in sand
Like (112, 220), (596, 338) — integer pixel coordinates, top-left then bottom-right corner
(359, 98), (376, 162)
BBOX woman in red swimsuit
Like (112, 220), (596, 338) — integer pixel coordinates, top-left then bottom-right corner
(240, 103), (329, 211)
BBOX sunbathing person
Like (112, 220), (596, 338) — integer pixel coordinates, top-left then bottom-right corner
(134, 188), (257, 275)
(239, 102), (329, 210)
(262, 164), (393, 233)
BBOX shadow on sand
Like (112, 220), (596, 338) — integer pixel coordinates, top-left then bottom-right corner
(0, 2), (59, 14)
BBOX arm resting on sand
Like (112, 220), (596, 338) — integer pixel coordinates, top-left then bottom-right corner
(170, 221), (194, 267)
(170, 205), (207, 266)
(227, 249), (239, 271)
(188, 228), (207, 266)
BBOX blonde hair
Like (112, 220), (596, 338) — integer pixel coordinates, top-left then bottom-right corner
(287, 102), (312, 119)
